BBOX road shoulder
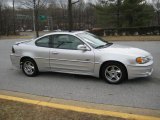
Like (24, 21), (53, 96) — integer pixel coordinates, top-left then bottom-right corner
(0, 89), (159, 120)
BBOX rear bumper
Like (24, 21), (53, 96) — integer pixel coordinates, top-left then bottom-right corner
(10, 54), (21, 69)
(127, 63), (153, 79)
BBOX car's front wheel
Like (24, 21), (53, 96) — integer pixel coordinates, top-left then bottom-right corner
(22, 58), (38, 77)
(101, 62), (127, 84)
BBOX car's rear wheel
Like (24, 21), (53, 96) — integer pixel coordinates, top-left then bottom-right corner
(101, 62), (127, 84)
(22, 58), (38, 77)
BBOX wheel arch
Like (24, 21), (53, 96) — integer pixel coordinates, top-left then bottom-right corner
(20, 56), (38, 69)
(99, 60), (128, 79)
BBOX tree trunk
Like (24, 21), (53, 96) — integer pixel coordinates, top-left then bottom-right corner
(0, 5), (2, 36)
(157, 11), (160, 26)
(68, 0), (72, 32)
(33, 0), (39, 38)
(35, 9), (39, 37)
(13, 0), (16, 35)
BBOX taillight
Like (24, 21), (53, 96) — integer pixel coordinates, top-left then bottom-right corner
(12, 46), (15, 53)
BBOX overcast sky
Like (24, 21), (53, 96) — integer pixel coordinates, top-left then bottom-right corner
(3, 0), (98, 8)
(4, 0), (153, 3)
(4, 0), (96, 4)
(3, 0), (155, 7)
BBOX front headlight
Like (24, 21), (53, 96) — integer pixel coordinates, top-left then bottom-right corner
(136, 56), (152, 64)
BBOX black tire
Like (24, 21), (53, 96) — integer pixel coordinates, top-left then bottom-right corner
(22, 58), (38, 77)
(101, 62), (127, 84)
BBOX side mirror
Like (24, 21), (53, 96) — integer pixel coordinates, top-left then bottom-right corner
(77, 44), (90, 51)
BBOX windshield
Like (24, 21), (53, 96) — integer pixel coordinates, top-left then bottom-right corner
(76, 32), (108, 48)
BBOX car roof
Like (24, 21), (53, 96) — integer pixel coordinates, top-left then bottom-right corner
(43, 31), (86, 36)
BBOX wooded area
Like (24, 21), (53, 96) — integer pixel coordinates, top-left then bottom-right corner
(0, 0), (159, 37)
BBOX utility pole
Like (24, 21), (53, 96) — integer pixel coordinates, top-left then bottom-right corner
(33, 0), (36, 37)
(68, 0), (79, 32)
(13, 0), (16, 35)
(33, 0), (39, 37)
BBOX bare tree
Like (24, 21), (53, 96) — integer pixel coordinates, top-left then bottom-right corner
(13, 0), (16, 35)
(68, 0), (79, 32)
(20, 0), (48, 37)
(152, 0), (160, 25)
(57, 0), (67, 30)
(0, 1), (2, 36)
(0, 0), (14, 36)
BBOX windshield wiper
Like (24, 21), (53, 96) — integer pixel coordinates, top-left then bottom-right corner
(95, 43), (108, 49)
(95, 43), (113, 49)
(95, 45), (106, 49)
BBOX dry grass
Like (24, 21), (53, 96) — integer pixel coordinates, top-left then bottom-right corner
(0, 99), (125, 120)
(0, 35), (33, 39)
(103, 35), (160, 41)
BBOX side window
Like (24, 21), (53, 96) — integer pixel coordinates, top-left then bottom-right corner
(35, 36), (50, 48)
(53, 35), (83, 50)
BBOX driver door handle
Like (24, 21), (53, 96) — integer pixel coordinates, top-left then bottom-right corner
(52, 52), (59, 54)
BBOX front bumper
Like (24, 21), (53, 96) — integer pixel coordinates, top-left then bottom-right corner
(10, 54), (21, 69)
(127, 62), (153, 79)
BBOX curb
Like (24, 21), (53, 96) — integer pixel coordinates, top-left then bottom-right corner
(0, 90), (160, 120)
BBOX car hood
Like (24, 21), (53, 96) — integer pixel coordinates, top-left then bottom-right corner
(98, 44), (151, 57)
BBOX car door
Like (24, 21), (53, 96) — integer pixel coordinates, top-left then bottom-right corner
(34, 36), (51, 70)
(49, 34), (95, 73)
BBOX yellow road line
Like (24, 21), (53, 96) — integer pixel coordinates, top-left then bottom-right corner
(0, 94), (159, 120)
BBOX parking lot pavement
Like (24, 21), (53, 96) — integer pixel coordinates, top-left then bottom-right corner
(0, 39), (160, 110)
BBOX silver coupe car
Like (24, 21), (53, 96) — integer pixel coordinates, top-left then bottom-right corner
(10, 31), (153, 84)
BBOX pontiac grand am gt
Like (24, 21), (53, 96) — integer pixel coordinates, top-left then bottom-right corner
(10, 31), (153, 84)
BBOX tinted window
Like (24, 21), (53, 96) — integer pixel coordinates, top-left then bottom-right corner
(52, 35), (83, 50)
(35, 36), (50, 47)
(77, 32), (108, 48)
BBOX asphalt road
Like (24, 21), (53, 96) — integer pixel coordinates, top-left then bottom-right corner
(0, 39), (160, 110)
